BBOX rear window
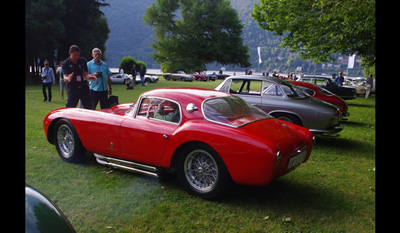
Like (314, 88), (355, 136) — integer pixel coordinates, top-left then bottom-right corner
(202, 96), (273, 127)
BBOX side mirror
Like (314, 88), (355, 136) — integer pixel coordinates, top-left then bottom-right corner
(186, 103), (198, 113)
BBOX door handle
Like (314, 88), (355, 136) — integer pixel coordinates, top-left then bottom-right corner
(163, 134), (168, 139)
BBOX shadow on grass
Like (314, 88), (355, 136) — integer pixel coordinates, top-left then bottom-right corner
(340, 120), (370, 128)
(347, 103), (375, 108)
(314, 136), (374, 159)
(218, 178), (353, 218)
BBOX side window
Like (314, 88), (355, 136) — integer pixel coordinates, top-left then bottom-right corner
(137, 97), (150, 117)
(281, 85), (295, 97)
(244, 80), (262, 95)
(230, 80), (262, 95)
(230, 79), (244, 94)
(315, 79), (327, 86)
(219, 79), (232, 93)
(263, 84), (283, 96)
(262, 81), (274, 92)
(298, 87), (315, 96)
(137, 97), (181, 123)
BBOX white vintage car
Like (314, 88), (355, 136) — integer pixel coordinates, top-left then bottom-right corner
(110, 74), (159, 84)
(110, 74), (132, 84)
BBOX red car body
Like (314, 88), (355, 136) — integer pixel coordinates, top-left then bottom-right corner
(290, 81), (350, 117)
(43, 88), (314, 199)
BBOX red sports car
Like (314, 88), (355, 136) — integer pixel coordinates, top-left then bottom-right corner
(43, 88), (314, 199)
(290, 81), (350, 117)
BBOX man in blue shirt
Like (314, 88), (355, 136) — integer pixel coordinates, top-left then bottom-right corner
(87, 48), (112, 109)
(335, 72), (344, 86)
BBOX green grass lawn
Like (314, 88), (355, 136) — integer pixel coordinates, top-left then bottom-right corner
(26, 79), (375, 232)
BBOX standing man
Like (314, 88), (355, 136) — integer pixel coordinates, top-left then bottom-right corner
(62, 45), (97, 109)
(41, 60), (56, 102)
(139, 65), (146, 87)
(56, 60), (65, 100)
(365, 74), (373, 99)
(87, 47), (112, 109)
(335, 72), (344, 86)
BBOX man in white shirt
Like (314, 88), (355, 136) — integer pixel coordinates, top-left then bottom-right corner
(41, 61), (55, 102)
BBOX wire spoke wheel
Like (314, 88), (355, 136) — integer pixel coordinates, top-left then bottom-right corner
(57, 124), (75, 158)
(184, 149), (219, 193)
(54, 119), (86, 163)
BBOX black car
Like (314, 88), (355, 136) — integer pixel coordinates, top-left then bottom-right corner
(26, 184), (76, 233)
(298, 76), (357, 100)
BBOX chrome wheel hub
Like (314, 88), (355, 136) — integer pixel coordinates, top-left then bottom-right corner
(57, 124), (74, 158)
(184, 149), (218, 193)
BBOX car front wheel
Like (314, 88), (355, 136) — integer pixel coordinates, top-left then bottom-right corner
(54, 119), (86, 163)
(177, 143), (232, 200)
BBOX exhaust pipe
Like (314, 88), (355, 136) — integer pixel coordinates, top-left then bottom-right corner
(94, 153), (159, 178)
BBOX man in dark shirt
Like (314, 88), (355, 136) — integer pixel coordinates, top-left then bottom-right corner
(62, 45), (97, 109)
(335, 72), (344, 86)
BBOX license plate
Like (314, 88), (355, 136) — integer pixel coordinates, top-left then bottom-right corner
(287, 151), (306, 169)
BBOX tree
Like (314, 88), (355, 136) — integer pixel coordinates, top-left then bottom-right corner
(252, 0), (375, 67)
(26, 0), (110, 82)
(59, 0), (110, 60)
(119, 56), (147, 74)
(25, 0), (66, 79)
(144, 0), (250, 73)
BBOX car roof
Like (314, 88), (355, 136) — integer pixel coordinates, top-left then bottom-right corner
(225, 75), (285, 84)
(301, 75), (332, 80)
(290, 80), (320, 90)
(141, 87), (231, 103)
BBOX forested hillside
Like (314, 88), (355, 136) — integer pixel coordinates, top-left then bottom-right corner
(102, 0), (360, 75)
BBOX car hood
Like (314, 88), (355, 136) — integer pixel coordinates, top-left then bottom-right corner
(97, 103), (133, 116)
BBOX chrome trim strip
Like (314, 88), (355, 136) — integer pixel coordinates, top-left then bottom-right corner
(94, 153), (158, 178)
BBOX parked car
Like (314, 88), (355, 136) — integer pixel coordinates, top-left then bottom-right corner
(290, 81), (350, 118)
(206, 72), (218, 81)
(192, 72), (207, 81)
(216, 74), (230, 80)
(110, 74), (132, 84)
(297, 76), (357, 100)
(26, 184), (76, 233)
(163, 71), (195, 81)
(135, 74), (159, 84)
(215, 75), (343, 135)
(343, 79), (367, 96)
(43, 87), (314, 199)
(191, 72), (217, 81)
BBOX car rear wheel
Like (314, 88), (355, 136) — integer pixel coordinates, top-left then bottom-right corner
(54, 119), (86, 163)
(272, 113), (302, 126)
(177, 143), (232, 200)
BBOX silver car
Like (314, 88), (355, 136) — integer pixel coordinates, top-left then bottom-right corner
(215, 75), (343, 135)
(163, 71), (195, 81)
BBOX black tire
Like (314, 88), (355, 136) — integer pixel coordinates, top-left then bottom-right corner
(54, 119), (86, 163)
(176, 143), (232, 200)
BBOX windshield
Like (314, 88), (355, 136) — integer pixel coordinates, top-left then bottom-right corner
(202, 96), (273, 127)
